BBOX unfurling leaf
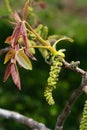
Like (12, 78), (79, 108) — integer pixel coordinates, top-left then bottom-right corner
(4, 63), (11, 82)
(25, 48), (37, 61)
(21, 22), (29, 48)
(13, 11), (21, 23)
(5, 36), (12, 44)
(16, 49), (32, 70)
(22, 0), (29, 20)
(4, 48), (15, 64)
(11, 63), (21, 90)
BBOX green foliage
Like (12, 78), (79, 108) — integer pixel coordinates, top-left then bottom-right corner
(37, 0), (87, 44)
(79, 100), (87, 130)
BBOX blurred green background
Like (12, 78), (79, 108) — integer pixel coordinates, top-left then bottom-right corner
(0, 0), (87, 130)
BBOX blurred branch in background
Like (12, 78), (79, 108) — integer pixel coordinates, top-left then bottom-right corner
(0, 108), (50, 130)
(0, 47), (9, 56)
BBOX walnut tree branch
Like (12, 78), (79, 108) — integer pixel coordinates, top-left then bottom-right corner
(0, 15), (9, 19)
(62, 59), (86, 75)
(55, 60), (87, 130)
(0, 108), (50, 130)
(0, 47), (9, 56)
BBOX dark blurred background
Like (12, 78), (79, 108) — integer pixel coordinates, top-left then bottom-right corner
(0, 0), (87, 130)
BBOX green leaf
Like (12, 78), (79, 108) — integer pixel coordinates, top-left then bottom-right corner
(16, 49), (32, 70)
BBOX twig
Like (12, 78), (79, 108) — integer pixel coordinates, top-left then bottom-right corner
(0, 47), (9, 56)
(55, 60), (87, 130)
(55, 85), (82, 130)
(62, 59), (86, 75)
(0, 15), (9, 19)
(0, 108), (50, 130)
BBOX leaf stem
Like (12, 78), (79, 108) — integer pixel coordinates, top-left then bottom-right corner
(29, 45), (51, 50)
(25, 22), (57, 55)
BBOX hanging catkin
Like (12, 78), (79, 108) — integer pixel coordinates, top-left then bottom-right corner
(44, 51), (65, 105)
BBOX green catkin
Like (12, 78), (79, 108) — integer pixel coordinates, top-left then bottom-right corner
(35, 24), (43, 36)
(41, 26), (48, 40)
(79, 100), (87, 130)
(44, 52), (64, 105)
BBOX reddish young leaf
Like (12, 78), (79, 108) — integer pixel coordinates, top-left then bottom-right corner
(4, 63), (11, 82)
(22, 35), (29, 49)
(22, 0), (29, 20)
(11, 22), (22, 47)
(21, 22), (28, 48)
(5, 36), (12, 44)
(25, 49), (37, 61)
(11, 21), (29, 48)
(11, 63), (21, 90)
(13, 11), (21, 23)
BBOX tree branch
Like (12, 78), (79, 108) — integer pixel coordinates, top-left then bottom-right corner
(62, 59), (86, 75)
(55, 60), (87, 130)
(55, 85), (82, 130)
(0, 47), (9, 56)
(0, 15), (9, 19)
(0, 108), (50, 130)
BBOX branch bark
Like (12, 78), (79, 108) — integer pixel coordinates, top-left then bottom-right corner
(0, 47), (9, 56)
(0, 108), (50, 130)
(62, 59), (86, 75)
(55, 85), (82, 130)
